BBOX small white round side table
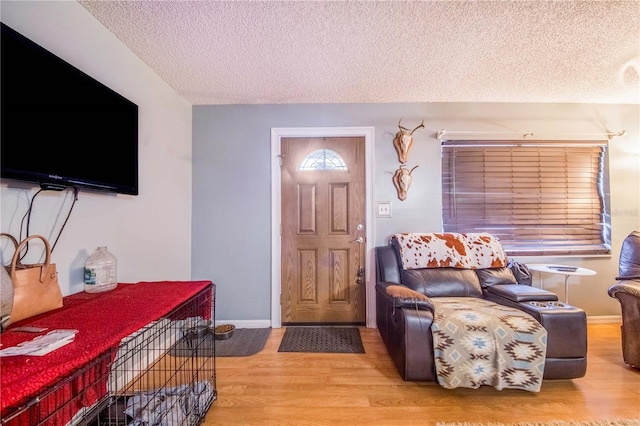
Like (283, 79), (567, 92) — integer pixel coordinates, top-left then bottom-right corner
(526, 263), (597, 304)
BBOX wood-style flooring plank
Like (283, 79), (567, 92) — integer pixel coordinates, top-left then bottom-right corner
(203, 324), (640, 425)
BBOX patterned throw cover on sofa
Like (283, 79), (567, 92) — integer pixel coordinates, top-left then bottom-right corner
(391, 233), (547, 392)
(430, 297), (547, 392)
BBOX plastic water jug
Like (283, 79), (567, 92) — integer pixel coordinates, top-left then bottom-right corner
(84, 246), (117, 293)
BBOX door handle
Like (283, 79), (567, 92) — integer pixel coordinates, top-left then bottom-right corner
(351, 237), (364, 244)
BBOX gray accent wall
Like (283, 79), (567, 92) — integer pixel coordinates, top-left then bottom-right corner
(192, 103), (639, 322)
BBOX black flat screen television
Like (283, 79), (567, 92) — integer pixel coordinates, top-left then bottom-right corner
(1, 22), (139, 195)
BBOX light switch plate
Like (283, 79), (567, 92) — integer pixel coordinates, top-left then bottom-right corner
(377, 202), (392, 218)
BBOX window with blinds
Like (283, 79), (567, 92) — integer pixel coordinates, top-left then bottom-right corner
(441, 140), (611, 256)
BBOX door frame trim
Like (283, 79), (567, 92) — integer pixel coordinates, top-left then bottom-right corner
(271, 127), (375, 328)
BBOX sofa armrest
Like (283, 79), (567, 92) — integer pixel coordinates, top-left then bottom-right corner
(376, 282), (436, 381)
(376, 282), (434, 312)
(608, 280), (640, 298)
(484, 284), (558, 302)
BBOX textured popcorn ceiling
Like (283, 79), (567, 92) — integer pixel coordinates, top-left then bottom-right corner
(78, 0), (639, 105)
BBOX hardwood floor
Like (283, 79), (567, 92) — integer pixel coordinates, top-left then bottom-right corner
(204, 324), (640, 425)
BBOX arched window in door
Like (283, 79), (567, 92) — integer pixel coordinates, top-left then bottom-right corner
(298, 149), (347, 171)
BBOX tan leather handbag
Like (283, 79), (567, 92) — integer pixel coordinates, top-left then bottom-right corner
(4, 234), (63, 326)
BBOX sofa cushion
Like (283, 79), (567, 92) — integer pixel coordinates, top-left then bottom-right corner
(508, 260), (533, 286)
(476, 267), (517, 287)
(400, 268), (482, 298)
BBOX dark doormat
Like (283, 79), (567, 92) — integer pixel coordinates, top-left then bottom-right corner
(169, 328), (271, 357)
(278, 326), (365, 354)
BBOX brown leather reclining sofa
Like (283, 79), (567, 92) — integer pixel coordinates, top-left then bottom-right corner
(608, 231), (640, 368)
(376, 234), (588, 382)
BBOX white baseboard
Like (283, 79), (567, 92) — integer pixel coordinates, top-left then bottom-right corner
(587, 315), (621, 324)
(216, 319), (273, 329)
(217, 316), (620, 328)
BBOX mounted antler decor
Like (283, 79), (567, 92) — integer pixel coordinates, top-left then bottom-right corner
(393, 119), (425, 164)
(392, 165), (419, 201)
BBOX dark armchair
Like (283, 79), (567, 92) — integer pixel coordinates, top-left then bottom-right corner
(608, 231), (640, 368)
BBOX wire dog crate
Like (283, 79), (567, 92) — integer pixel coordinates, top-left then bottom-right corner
(1, 282), (216, 426)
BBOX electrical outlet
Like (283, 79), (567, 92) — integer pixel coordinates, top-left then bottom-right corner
(377, 202), (392, 218)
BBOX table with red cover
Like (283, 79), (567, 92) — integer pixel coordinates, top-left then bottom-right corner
(0, 280), (213, 425)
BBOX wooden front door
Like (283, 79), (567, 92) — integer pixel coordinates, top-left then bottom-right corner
(280, 137), (366, 324)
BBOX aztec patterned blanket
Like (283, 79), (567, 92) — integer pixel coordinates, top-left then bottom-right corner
(430, 297), (547, 392)
(391, 232), (508, 270)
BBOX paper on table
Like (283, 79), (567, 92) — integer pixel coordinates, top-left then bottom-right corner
(547, 265), (578, 272)
(0, 329), (78, 357)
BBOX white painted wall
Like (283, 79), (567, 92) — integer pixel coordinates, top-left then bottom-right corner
(0, 1), (194, 295)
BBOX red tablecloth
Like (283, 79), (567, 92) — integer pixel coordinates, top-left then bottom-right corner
(0, 280), (212, 423)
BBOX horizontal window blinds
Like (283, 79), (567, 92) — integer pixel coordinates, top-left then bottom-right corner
(441, 140), (611, 256)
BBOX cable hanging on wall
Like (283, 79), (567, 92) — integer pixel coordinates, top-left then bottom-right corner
(436, 129), (626, 142)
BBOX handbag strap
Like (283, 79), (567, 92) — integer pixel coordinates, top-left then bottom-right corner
(1, 233), (19, 249)
(1, 233), (23, 268)
(9, 234), (52, 283)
